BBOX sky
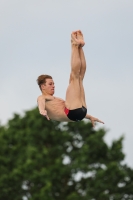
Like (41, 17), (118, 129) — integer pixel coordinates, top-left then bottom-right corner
(0, 0), (133, 167)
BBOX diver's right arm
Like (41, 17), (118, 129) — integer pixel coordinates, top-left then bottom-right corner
(37, 96), (50, 120)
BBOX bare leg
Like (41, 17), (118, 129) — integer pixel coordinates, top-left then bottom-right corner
(79, 48), (86, 80)
(65, 32), (83, 110)
(77, 31), (87, 108)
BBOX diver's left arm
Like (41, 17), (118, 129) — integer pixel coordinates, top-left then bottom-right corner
(85, 114), (104, 127)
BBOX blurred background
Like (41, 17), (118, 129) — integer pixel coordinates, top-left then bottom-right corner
(0, 0), (133, 167)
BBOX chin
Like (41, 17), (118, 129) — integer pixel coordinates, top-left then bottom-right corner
(51, 91), (54, 95)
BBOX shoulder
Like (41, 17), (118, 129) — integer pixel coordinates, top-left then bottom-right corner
(37, 95), (45, 102)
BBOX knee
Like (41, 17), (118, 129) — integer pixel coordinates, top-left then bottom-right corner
(70, 71), (80, 80)
(79, 75), (83, 81)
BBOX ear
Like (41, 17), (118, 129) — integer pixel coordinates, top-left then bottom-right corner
(41, 84), (45, 90)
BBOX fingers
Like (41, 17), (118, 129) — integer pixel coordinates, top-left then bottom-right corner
(97, 119), (104, 124)
(91, 118), (104, 127)
(43, 114), (50, 120)
(92, 121), (95, 127)
(40, 110), (50, 120)
(45, 115), (50, 120)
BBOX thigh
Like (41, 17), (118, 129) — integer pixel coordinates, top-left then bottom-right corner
(65, 77), (82, 110)
(79, 79), (87, 108)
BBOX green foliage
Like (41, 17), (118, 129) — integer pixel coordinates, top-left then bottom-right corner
(0, 107), (133, 200)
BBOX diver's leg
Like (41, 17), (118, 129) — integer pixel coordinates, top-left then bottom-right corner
(65, 32), (82, 110)
(77, 31), (87, 107)
(77, 30), (86, 80)
(79, 46), (87, 108)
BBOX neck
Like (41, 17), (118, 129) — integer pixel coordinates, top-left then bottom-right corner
(42, 91), (53, 96)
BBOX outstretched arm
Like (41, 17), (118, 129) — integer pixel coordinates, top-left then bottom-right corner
(37, 96), (50, 120)
(85, 114), (104, 127)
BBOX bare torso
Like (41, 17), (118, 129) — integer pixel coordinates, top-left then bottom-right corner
(44, 96), (72, 122)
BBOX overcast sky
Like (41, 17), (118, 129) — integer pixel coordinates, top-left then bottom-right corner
(0, 0), (133, 167)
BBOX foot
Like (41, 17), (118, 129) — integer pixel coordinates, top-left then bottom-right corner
(71, 31), (80, 46)
(71, 30), (85, 47)
(77, 30), (85, 47)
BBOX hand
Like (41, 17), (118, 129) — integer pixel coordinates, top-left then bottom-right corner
(89, 115), (104, 127)
(40, 110), (50, 120)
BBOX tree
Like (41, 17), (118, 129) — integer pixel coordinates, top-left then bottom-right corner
(0, 107), (133, 200)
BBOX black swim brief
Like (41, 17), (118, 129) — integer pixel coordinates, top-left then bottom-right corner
(64, 106), (87, 122)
